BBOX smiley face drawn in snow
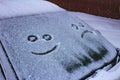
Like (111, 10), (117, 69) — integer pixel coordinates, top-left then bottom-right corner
(27, 34), (58, 55)
(0, 12), (117, 80)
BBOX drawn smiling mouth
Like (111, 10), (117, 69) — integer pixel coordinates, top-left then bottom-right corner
(32, 45), (58, 55)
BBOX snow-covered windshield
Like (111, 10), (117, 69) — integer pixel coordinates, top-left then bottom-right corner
(0, 11), (117, 80)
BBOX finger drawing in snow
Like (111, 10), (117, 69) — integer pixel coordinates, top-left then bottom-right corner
(27, 34), (58, 55)
(0, 11), (117, 80)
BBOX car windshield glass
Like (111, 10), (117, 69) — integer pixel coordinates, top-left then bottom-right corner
(0, 11), (117, 80)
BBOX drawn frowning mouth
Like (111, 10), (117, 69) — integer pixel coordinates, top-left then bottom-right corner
(81, 30), (93, 38)
(31, 45), (58, 55)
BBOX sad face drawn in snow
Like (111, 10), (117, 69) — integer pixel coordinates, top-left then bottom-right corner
(0, 12), (117, 80)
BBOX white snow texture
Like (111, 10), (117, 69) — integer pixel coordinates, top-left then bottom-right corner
(0, 0), (120, 80)
(0, 0), (64, 19)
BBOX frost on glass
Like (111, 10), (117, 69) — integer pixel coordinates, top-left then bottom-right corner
(0, 11), (117, 80)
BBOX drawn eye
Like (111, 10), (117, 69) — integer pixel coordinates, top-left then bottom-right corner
(71, 23), (84, 31)
(42, 34), (52, 41)
(71, 24), (79, 30)
(79, 22), (84, 27)
(27, 35), (38, 42)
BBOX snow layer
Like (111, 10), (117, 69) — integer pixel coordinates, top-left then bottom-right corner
(0, 0), (120, 80)
(0, 11), (117, 80)
(71, 12), (120, 80)
(88, 62), (120, 80)
(72, 12), (120, 48)
(71, 11), (120, 80)
(0, 0), (64, 19)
